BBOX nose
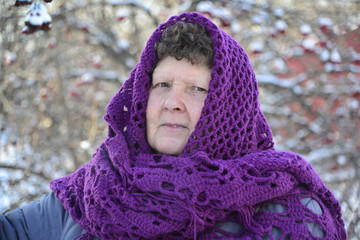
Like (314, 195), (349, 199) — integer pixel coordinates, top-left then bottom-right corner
(163, 88), (185, 112)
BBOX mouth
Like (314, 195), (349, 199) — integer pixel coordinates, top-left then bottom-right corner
(161, 123), (187, 129)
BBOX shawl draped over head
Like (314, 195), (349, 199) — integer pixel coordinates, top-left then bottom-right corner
(51, 12), (347, 240)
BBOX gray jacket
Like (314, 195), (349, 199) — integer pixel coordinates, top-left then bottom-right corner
(1, 192), (88, 240)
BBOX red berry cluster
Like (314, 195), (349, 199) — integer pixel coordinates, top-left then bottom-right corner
(14, 0), (52, 34)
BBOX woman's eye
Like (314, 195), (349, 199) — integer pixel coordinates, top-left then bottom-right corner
(158, 82), (170, 88)
(152, 82), (170, 89)
(194, 86), (207, 92)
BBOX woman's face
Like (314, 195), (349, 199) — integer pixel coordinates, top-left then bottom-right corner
(146, 56), (212, 155)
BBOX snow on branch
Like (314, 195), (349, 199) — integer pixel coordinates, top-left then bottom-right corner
(107, 0), (159, 26)
(67, 68), (122, 82)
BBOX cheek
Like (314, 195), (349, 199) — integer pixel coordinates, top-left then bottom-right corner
(146, 93), (160, 126)
(146, 99), (154, 143)
(188, 99), (205, 124)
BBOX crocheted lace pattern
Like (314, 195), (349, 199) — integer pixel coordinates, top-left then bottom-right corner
(51, 143), (346, 239)
(50, 12), (346, 240)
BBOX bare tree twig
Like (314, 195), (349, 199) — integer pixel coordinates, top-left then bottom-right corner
(0, 163), (52, 182)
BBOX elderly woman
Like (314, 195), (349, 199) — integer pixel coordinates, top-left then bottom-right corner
(1, 12), (346, 240)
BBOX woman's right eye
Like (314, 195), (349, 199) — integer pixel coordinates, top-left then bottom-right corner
(156, 82), (170, 88)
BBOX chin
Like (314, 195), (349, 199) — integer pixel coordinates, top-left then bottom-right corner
(155, 140), (185, 156)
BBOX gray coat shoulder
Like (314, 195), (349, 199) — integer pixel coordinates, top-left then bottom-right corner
(1, 192), (87, 240)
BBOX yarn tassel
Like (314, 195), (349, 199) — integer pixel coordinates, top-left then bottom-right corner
(238, 206), (264, 233)
(193, 214), (197, 240)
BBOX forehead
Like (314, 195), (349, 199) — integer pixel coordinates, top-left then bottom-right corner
(152, 57), (212, 84)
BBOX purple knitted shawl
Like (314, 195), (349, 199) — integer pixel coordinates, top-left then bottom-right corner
(50, 12), (346, 239)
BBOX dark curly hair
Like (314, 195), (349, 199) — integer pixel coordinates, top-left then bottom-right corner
(155, 21), (214, 69)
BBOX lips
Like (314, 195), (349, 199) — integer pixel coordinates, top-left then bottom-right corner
(161, 123), (187, 128)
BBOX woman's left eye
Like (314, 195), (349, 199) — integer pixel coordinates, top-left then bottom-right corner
(194, 86), (207, 92)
